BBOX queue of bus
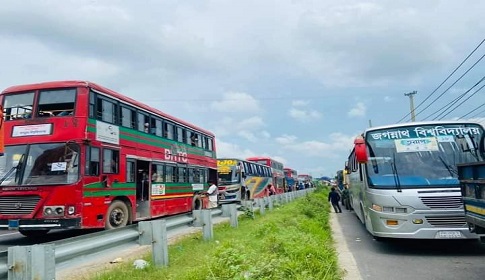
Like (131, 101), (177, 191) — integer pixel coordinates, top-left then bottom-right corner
(342, 121), (485, 241)
(0, 80), (316, 237)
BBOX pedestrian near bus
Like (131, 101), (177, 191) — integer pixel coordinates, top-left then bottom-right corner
(206, 181), (218, 209)
(328, 187), (342, 213)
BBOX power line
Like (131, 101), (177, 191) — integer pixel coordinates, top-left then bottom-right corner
(426, 75), (485, 120)
(396, 38), (485, 123)
(459, 101), (485, 119)
(467, 107), (485, 119)
(435, 78), (485, 120)
(411, 53), (485, 121)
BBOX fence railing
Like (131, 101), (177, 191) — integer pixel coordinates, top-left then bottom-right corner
(0, 188), (313, 280)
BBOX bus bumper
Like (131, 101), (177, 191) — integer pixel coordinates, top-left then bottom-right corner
(368, 210), (479, 239)
(0, 218), (81, 230)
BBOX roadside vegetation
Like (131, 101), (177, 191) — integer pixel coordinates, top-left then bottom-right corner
(94, 186), (341, 280)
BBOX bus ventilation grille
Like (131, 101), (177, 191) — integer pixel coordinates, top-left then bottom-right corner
(419, 196), (463, 209)
(0, 196), (41, 215)
(425, 216), (466, 227)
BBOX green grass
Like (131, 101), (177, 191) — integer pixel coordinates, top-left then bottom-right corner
(94, 186), (341, 280)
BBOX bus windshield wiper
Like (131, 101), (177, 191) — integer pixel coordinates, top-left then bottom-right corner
(438, 155), (458, 177)
(0, 154), (25, 185)
(390, 153), (402, 192)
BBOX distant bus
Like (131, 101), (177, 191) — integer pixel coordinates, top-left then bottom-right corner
(283, 167), (298, 191)
(246, 156), (286, 194)
(297, 174), (313, 187)
(0, 81), (217, 237)
(347, 121), (483, 240)
(217, 158), (272, 202)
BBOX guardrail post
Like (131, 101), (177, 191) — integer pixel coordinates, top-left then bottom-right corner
(138, 221), (153, 245)
(221, 204), (231, 217)
(229, 204), (238, 227)
(8, 244), (55, 280)
(284, 193), (289, 203)
(268, 196), (274, 210)
(192, 210), (202, 227)
(258, 198), (265, 215)
(201, 209), (213, 240)
(152, 220), (169, 267)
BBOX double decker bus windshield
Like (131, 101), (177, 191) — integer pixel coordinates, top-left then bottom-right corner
(0, 143), (80, 186)
(365, 124), (484, 189)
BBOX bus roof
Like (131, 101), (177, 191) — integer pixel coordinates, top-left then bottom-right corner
(363, 120), (483, 135)
(2, 80), (214, 137)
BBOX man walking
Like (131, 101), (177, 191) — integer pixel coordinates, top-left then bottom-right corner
(328, 187), (342, 213)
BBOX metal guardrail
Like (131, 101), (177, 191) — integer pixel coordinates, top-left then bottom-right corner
(0, 189), (313, 279)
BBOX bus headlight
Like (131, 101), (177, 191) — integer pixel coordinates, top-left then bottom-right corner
(43, 206), (65, 216)
(372, 204), (383, 212)
(44, 208), (53, 215)
(67, 206), (75, 215)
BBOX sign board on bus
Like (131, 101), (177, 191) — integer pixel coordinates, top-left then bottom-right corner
(96, 121), (120, 145)
(12, 124), (52, 137)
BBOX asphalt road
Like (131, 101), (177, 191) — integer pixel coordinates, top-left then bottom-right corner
(336, 209), (485, 280)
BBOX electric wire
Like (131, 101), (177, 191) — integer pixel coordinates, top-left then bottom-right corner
(435, 79), (485, 120)
(410, 53), (485, 122)
(396, 38), (485, 123)
(425, 75), (485, 120)
(459, 102), (485, 119)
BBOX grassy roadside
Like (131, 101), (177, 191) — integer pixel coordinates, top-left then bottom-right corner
(93, 186), (341, 280)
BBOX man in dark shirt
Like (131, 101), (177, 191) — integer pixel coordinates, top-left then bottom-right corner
(328, 187), (342, 213)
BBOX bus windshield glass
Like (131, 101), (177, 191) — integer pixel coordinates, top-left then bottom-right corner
(0, 143), (80, 186)
(217, 159), (240, 184)
(365, 124), (484, 189)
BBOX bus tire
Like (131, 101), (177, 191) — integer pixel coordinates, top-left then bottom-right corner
(19, 229), (50, 238)
(192, 194), (202, 210)
(105, 200), (129, 230)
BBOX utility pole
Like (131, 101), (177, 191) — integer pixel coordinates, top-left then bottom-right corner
(368, 119), (372, 127)
(404, 91), (417, 122)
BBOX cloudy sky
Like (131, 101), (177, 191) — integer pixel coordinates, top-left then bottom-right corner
(1, 0), (484, 178)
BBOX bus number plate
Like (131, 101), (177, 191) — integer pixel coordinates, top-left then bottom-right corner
(8, 220), (19, 229)
(435, 231), (462, 239)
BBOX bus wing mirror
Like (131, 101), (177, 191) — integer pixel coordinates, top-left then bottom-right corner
(354, 136), (368, 163)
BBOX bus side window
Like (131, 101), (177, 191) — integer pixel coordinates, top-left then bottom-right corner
(103, 149), (119, 174)
(126, 160), (135, 182)
(86, 147), (100, 176)
(165, 165), (173, 183)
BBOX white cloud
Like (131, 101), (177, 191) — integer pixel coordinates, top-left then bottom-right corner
(275, 134), (297, 145)
(292, 100), (309, 106)
(216, 139), (257, 159)
(237, 131), (257, 142)
(348, 102), (366, 117)
(288, 108), (322, 121)
(384, 96), (392, 102)
(211, 92), (261, 113)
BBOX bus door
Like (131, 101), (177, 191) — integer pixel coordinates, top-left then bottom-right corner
(136, 160), (150, 219)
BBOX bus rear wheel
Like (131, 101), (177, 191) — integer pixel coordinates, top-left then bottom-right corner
(19, 229), (50, 238)
(105, 200), (129, 230)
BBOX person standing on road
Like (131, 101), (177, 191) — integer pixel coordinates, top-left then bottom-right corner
(206, 181), (219, 209)
(328, 187), (342, 213)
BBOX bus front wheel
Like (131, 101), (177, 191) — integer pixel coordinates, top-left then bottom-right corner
(19, 229), (50, 238)
(105, 200), (129, 230)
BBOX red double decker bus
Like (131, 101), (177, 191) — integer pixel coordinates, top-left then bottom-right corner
(246, 156), (286, 194)
(0, 81), (217, 237)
